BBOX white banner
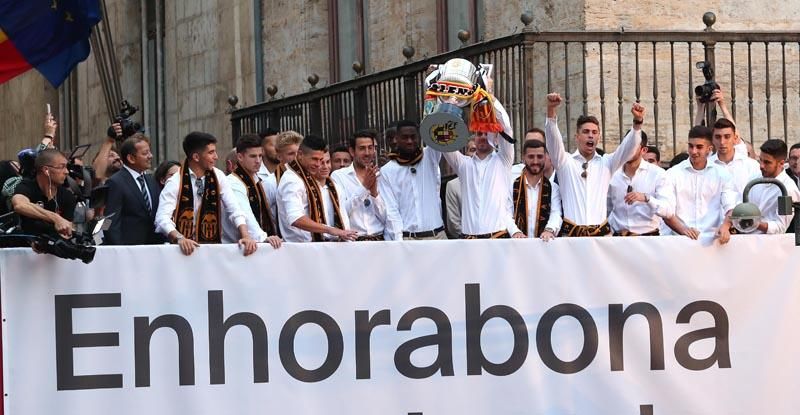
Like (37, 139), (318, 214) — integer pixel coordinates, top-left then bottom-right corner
(2, 235), (800, 414)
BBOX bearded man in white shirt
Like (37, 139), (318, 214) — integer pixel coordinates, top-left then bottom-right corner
(511, 140), (562, 241)
(544, 93), (645, 237)
(380, 120), (446, 240)
(608, 132), (674, 236)
(664, 126), (737, 240)
(718, 139), (800, 241)
(331, 129), (393, 241)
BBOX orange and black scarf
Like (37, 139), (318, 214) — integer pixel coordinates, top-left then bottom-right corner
(274, 163), (286, 185)
(288, 160), (345, 242)
(385, 147), (423, 166)
(232, 163), (277, 236)
(513, 173), (552, 238)
(173, 161), (221, 243)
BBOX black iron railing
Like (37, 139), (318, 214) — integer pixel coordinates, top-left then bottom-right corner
(231, 12), (800, 161)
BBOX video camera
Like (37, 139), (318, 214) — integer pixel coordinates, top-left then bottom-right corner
(694, 61), (720, 103)
(106, 99), (142, 141)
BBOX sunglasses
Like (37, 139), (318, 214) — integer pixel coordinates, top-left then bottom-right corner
(581, 162), (588, 179)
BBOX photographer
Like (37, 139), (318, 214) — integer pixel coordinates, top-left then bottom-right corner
(93, 123), (123, 186)
(693, 85), (755, 159)
(11, 149), (77, 239)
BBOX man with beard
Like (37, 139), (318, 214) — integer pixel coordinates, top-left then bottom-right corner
(224, 134), (282, 249)
(277, 134), (357, 242)
(331, 129), (393, 240)
(663, 126), (737, 240)
(544, 93), (645, 237)
(442, 98), (520, 239)
(511, 140), (562, 240)
(155, 132), (257, 256)
(708, 118), (760, 202)
(785, 143), (800, 187)
(380, 120), (445, 240)
(511, 128), (555, 182)
(718, 139), (800, 240)
(607, 132), (673, 236)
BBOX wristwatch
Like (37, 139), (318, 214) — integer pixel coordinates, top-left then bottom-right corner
(544, 227), (556, 234)
(174, 234), (185, 244)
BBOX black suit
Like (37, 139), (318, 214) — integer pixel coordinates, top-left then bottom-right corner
(104, 167), (165, 245)
(787, 168), (799, 233)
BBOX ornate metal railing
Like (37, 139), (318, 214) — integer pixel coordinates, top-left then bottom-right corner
(231, 12), (800, 161)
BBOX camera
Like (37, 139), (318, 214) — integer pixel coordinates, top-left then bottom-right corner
(34, 232), (97, 264)
(694, 61), (720, 103)
(107, 100), (142, 140)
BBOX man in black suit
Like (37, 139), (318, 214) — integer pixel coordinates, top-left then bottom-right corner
(104, 134), (165, 245)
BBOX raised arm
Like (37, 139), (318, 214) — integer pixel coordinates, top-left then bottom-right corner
(608, 103), (645, 173)
(544, 93), (569, 169)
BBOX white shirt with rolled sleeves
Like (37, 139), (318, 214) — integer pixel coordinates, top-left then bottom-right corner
(380, 146), (444, 240)
(747, 170), (800, 234)
(708, 151), (761, 203)
(545, 117), (642, 225)
(665, 159), (737, 236)
(276, 166), (351, 242)
(155, 167), (247, 239)
(442, 99), (518, 235)
(517, 176), (563, 237)
(221, 173), (270, 243)
(330, 164), (391, 239)
(608, 161), (674, 234)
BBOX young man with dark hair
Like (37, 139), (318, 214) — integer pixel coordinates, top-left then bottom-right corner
(11, 149), (76, 239)
(709, 118), (760, 202)
(380, 119), (445, 240)
(718, 139), (800, 240)
(607, 132), (673, 236)
(644, 145), (660, 165)
(277, 134), (357, 242)
(224, 134), (282, 249)
(544, 93), (645, 237)
(330, 144), (353, 172)
(155, 132), (257, 256)
(331, 129), (393, 240)
(511, 140), (562, 240)
(664, 126), (737, 240)
(511, 127), (555, 181)
(104, 134), (165, 245)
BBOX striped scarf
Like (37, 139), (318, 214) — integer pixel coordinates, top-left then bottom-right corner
(287, 160), (345, 242)
(173, 161), (221, 243)
(512, 172), (552, 238)
(232, 163), (277, 236)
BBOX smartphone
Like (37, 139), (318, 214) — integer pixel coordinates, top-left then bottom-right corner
(46, 103), (51, 115)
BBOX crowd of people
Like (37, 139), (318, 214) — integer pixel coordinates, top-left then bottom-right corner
(2, 85), (799, 258)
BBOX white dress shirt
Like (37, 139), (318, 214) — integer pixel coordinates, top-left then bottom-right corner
(747, 171), (800, 234)
(443, 137), (517, 235)
(665, 159), (737, 236)
(607, 161), (674, 234)
(155, 167), (246, 238)
(276, 166), (351, 242)
(222, 173), (270, 243)
(330, 164), (390, 239)
(515, 174), (563, 237)
(257, 163), (279, 230)
(545, 117), (642, 225)
(708, 151), (760, 203)
(380, 146), (444, 239)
